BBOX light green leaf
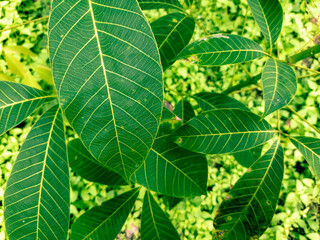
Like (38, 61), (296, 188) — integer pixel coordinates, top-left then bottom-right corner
(262, 58), (297, 117)
(22, 70), (42, 90)
(138, 0), (184, 11)
(0, 73), (15, 82)
(68, 139), (127, 186)
(290, 136), (320, 179)
(151, 13), (195, 70)
(213, 139), (284, 239)
(49, 0), (163, 182)
(233, 145), (263, 168)
(4, 105), (70, 240)
(177, 34), (265, 66)
(141, 191), (180, 240)
(33, 65), (54, 85)
(133, 108), (208, 197)
(247, 0), (283, 46)
(3, 46), (37, 57)
(173, 109), (275, 154)
(173, 99), (195, 122)
(70, 188), (140, 240)
(0, 81), (54, 136)
(5, 53), (27, 77)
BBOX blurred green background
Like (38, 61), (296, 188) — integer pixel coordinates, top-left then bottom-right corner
(0, 0), (320, 239)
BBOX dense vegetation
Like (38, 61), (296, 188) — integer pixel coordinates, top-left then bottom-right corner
(0, 0), (320, 239)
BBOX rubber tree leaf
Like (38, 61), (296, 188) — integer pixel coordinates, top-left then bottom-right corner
(22, 70), (42, 90)
(0, 73), (15, 82)
(4, 45), (37, 57)
(33, 65), (54, 85)
(176, 34), (266, 66)
(173, 109), (275, 154)
(162, 195), (183, 209)
(70, 188), (140, 240)
(213, 139), (284, 239)
(192, 92), (248, 111)
(133, 108), (208, 197)
(262, 58), (297, 117)
(247, 0), (283, 46)
(173, 99), (195, 122)
(138, 0), (184, 11)
(68, 139), (127, 185)
(141, 191), (180, 240)
(184, 0), (193, 6)
(5, 53), (27, 77)
(151, 13), (195, 70)
(233, 145), (263, 168)
(290, 136), (320, 179)
(4, 105), (69, 240)
(49, 0), (163, 182)
(0, 81), (55, 136)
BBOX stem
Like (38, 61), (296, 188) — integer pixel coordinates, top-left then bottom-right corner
(298, 31), (320, 53)
(239, 64), (252, 78)
(288, 43), (320, 63)
(0, 16), (49, 33)
(223, 73), (262, 94)
(277, 110), (280, 131)
(297, 73), (320, 79)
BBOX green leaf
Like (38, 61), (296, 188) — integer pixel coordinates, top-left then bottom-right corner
(68, 139), (127, 185)
(262, 58), (297, 117)
(3, 45), (37, 57)
(5, 53), (27, 77)
(184, 0), (193, 7)
(151, 13), (195, 70)
(0, 73), (15, 82)
(0, 81), (54, 136)
(247, 0), (283, 46)
(141, 191), (180, 240)
(173, 109), (275, 154)
(33, 65), (54, 85)
(22, 70), (42, 90)
(138, 0), (184, 11)
(4, 105), (70, 240)
(49, 0), (163, 182)
(290, 136), (320, 179)
(213, 139), (284, 239)
(233, 145), (263, 168)
(192, 92), (248, 111)
(163, 195), (183, 209)
(70, 188), (140, 240)
(133, 109), (208, 198)
(176, 34), (265, 66)
(173, 99), (195, 122)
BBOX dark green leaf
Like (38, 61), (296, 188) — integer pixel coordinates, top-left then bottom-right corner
(163, 195), (183, 209)
(177, 34), (265, 66)
(173, 109), (275, 154)
(49, 0), (163, 182)
(173, 99), (195, 122)
(184, 0), (193, 6)
(138, 0), (184, 11)
(247, 0), (283, 45)
(213, 139), (284, 239)
(233, 145), (263, 168)
(151, 13), (195, 70)
(4, 105), (69, 240)
(262, 58), (297, 117)
(71, 188), (140, 240)
(68, 139), (127, 185)
(141, 191), (180, 240)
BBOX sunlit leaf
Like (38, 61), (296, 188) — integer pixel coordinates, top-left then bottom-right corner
(4, 105), (70, 240)
(22, 70), (42, 90)
(0, 73), (15, 82)
(151, 13), (195, 70)
(68, 139), (127, 186)
(173, 109), (275, 154)
(213, 139), (284, 239)
(247, 0), (283, 45)
(49, 0), (163, 182)
(141, 191), (180, 240)
(70, 188), (140, 240)
(4, 45), (37, 57)
(5, 53), (27, 77)
(138, 0), (184, 11)
(173, 99), (195, 122)
(262, 58), (296, 117)
(177, 34), (265, 66)
(33, 65), (54, 85)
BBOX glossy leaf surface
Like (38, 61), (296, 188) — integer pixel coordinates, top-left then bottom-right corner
(214, 139), (284, 239)
(173, 99), (195, 122)
(151, 13), (195, 70)
(177, 34), (265, 66)
(138, 0), (183, 11)
(4, 105), (69, 240)
(141, 191), (180, 240)
(173, 109), (275, 154)
(262, 58), (296, 117)
(49, 0), (163, 182)
(0, 81), (54, 136)
(247, 0), (283, 45)
(71, 188), (139, 240)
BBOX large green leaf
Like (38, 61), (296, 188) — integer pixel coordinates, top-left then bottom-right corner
(247, 0), (283, 46)
(4, 105), (69, 240)
(49, 0), (163, 182)
(213, 139), (284, 239)
(141, 191), (180, 240)
(173, 99), (195, 122)
(151, 13), (195, 70)
(70, 188), (140, 240)
(262, 58), (297, 117)
(176, 34), (265, 66)
(173, 109), (275, 154)
(138, 0), (184, 11)
(68, 139), (127, 185)
(290, 136), (320, 179)
(0, 81), (54, 136)
(133, 108), (208, 197)
(233, 145), (263, 168)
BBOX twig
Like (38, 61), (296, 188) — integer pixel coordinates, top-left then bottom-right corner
(0, 16), (49, 34)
